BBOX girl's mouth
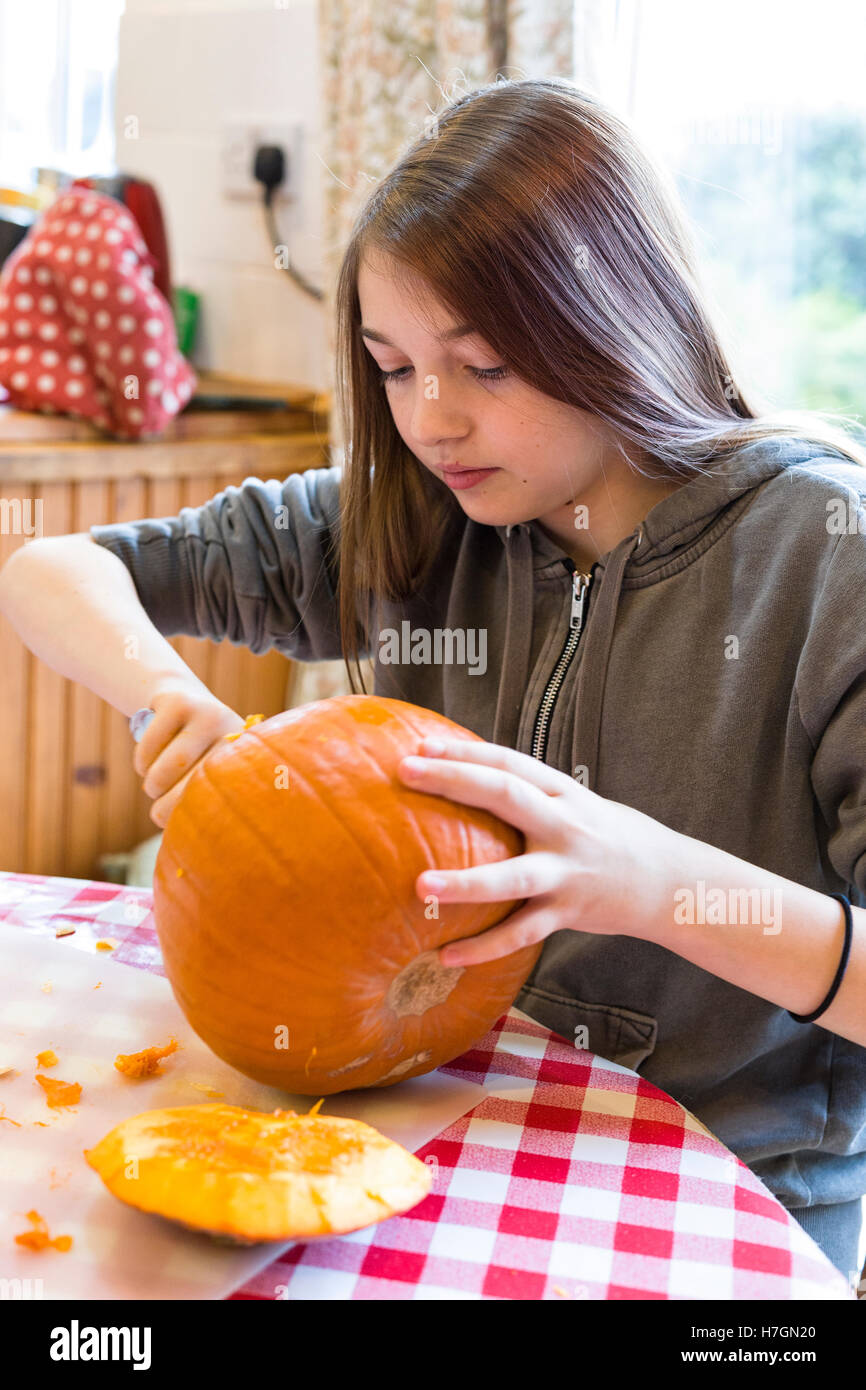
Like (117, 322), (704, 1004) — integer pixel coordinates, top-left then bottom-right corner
(440, 466), (501, 491)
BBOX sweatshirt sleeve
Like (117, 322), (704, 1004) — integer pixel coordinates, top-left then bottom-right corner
(88, 466), (348, 660)
(795, 525), (866, 894)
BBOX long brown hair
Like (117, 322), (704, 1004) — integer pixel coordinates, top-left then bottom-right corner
(333, 76), (866, 693)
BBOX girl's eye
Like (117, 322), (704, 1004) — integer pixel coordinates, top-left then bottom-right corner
(377, 364), (509, 385)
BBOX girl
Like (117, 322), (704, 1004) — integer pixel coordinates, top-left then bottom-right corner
(3, 77), (866, 1284)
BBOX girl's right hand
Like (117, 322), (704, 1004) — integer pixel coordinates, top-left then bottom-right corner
(132, 678), (247, 828)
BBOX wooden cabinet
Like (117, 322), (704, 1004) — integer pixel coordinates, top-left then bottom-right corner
(0, 374), (332, 877)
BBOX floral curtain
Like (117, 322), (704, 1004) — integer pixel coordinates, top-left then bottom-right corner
(317, 0), (577, 393)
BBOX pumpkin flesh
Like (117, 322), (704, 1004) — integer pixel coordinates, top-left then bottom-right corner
(84, 1103), (433, 1242)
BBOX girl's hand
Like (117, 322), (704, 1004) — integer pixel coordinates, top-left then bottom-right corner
(133, 677), (246, 828)
(397, 736), (682, 967)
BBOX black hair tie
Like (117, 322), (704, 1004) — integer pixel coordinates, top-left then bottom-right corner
(788, 892), (854, 1023)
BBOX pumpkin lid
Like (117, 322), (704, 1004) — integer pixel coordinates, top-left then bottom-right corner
(84, 1102), (433, 1243)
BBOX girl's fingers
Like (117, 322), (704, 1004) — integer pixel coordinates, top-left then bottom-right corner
(149, 765), (195, 828)
(439, 901), (561, 968)
(412, 736), (574, 798)
(417, 850), (561, 903)
(399, 754), (567, 841)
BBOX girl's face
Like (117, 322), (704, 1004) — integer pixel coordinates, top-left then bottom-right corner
(357, 251), (657, 557)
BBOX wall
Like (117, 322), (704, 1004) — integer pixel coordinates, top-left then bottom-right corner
(114, 0), (327, 389)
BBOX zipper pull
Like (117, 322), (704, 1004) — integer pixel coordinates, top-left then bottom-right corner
(570, 570), (592, 635)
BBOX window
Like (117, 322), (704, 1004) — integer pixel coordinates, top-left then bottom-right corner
(0, 0), (125, 190)
(585, 0), (866, 429)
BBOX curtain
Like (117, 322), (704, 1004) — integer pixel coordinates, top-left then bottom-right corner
(317, 0), (577, 393)
(298, 0), (577, 709)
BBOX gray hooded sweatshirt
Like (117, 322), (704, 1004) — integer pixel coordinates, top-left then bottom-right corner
(90, 434), (866, 1212)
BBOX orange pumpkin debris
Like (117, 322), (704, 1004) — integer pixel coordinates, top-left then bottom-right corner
(35, 1075), (82, 1108)
(223, 712), (265, 741)
(36, 1049), (58, 1068)
(14, 1210), (72, 1252)
(114, 1038), (179, 1078)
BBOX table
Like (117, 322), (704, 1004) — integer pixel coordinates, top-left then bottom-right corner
(0, 871), (854, 1301)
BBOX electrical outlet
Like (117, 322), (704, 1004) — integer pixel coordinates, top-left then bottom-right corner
(221, 122), (302, 201)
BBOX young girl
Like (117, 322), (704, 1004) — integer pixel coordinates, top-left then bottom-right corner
(3, 77), (866, 1283)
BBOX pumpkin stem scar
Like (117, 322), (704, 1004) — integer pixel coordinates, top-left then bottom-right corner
(386, 949), (465, 1018)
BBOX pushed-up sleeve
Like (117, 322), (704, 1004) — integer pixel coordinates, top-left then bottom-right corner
(89, 465), (346, 660)
(795, 525), (866, 894)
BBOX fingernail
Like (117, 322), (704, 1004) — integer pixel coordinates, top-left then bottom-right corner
(420, 738), (446, 755)
(424, 873), (446, 891)
(402, 756), (426, 774)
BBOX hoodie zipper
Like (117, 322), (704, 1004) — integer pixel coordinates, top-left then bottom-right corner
(531, 559), (594, 762)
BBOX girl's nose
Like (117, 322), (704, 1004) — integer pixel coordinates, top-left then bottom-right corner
(408, 378), (471, 446)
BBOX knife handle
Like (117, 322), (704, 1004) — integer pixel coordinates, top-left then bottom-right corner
(129, 707), (156, 742)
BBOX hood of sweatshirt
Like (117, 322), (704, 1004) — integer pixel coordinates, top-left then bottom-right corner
(490, 435), (831, 787)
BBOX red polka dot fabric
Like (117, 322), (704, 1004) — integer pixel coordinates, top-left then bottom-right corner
(0, 187), (196, 438)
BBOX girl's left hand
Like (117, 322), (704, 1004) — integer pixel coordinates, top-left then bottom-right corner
(397, 735), (683, 967)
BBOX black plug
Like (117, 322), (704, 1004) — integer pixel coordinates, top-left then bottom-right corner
(253, 144), (285, 205)
(253, 140), (323, 300)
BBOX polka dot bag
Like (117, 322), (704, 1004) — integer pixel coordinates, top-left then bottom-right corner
(0, 187), (196, 438)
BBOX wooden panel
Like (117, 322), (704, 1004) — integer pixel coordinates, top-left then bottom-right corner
(126, 474), (293, 849)
(192, 370), (329, 414)
(100, 475), (154, 859)
(66, 480), (112, 880)
(209, 633), (245, 719)
(26, 483), (72, 873)
(125, 474), (184, 848)
(0, 484), (31, 871)
(0, 402), (332, 874)
(0, 369), (329, 444)
(0, 406), (326, 443)
(0, 435), (329, 483)
(245, 651), (295, 719)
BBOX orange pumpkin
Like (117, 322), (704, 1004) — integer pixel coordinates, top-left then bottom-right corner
(152, 694), (539, 1093)
(84, 1103), (432, 1243)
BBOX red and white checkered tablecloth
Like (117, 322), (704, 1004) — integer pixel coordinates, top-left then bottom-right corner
(0, 871), (854, 1301)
